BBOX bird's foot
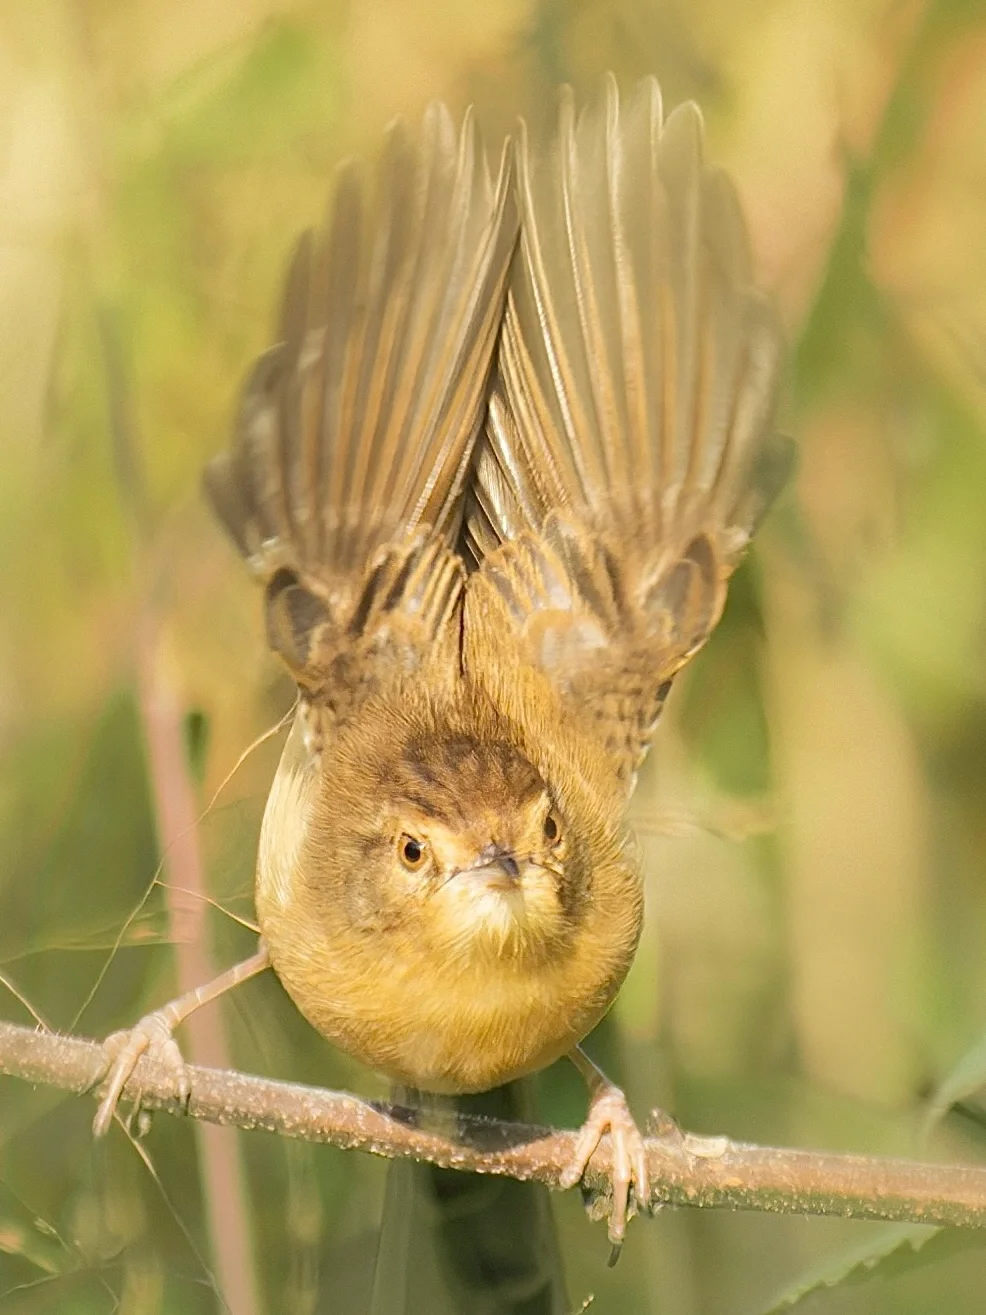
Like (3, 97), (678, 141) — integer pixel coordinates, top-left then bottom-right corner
(560, 1080), (651, 1261)
(92, 1010), (190, 1137)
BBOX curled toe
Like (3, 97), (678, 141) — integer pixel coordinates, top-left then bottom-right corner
(92, 1013), (190, 1137)
(563, 1082), (650, 1249)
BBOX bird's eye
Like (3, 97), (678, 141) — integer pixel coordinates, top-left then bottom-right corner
(398, 833), (428, 871)
(544, 810), (561, 845)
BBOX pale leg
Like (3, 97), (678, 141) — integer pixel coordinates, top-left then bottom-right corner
(561, 1046), (651, 1257)
(92, 943), (271, 1136)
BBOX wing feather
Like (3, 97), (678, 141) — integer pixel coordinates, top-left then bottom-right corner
(465, 75), (792, 784)
(205, 103), (518, 710)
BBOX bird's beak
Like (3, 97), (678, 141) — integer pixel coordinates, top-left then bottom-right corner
(469, 847), (521, 889)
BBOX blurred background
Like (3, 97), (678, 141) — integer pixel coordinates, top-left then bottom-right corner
(1, 0), (986, 1311)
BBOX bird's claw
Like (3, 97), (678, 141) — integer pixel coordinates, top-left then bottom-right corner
(560, 1081), (650, 1256)
(92, 1011), (190, 1137)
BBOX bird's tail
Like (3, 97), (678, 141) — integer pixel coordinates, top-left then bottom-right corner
(370, 1082), (569, 1315)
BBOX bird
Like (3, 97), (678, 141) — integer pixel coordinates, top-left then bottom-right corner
(93, 75), (790, 1253)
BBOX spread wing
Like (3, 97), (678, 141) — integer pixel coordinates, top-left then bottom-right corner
(464, 76), (792, 786)
(204, 103), (517, 716)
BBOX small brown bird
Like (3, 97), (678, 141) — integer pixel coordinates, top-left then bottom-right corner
(95, 76), (789, 1247)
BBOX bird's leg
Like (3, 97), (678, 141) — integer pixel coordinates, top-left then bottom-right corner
(92, 942), (271, 1136)
(561, 1046), (651, 1259)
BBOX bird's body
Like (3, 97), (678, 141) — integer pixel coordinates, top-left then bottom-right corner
(212, 80), (787, 1123)
(96, 77), (789, 1249)
(256, 667), (642, 1094)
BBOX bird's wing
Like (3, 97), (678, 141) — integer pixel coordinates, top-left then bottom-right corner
(465, 76), (792, 785)
(204, 103), (517, 714)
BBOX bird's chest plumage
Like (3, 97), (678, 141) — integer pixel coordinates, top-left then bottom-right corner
(261, 910), (630, 1094)
(255, 688), (642, 1095)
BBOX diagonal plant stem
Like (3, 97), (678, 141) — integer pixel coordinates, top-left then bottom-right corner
(133, 609), (260, 1315)
(2, 1020), (986, 1232)
(98, 308), (260, 1315)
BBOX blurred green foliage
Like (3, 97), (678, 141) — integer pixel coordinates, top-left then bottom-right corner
(1, 0), (986, 1311)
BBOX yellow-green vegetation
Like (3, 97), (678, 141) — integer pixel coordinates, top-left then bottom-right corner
(1, 2), (986, 1311)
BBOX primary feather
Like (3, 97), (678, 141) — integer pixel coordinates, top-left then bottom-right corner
(465, 75), (792, 785)
(204, 103), (518, 707)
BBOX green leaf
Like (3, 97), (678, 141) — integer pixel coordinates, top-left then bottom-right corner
(759, 1224), (985, 1313)
(0, 1208), (68, 1276)
(923, 1028), (986, 1139)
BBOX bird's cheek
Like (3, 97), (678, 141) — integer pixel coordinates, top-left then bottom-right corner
(525, 873), (568, 928)
(371, 865), (416, 915)
(390, 865), (447, 920)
